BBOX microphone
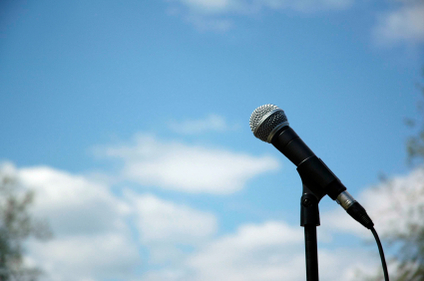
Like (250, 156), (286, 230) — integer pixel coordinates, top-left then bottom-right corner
(250, 104), (374, 229)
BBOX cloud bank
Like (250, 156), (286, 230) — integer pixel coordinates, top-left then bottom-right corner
(373, 1), (424, 46)
(97, 134), (280, 194)
(3, 115), (423, 280)
(0, 162), (139, 281)
(0, 159), (390, 281)
(167, 0), (424, 47)
(168, 114), (232, 135)
(167, 0), (353, 31)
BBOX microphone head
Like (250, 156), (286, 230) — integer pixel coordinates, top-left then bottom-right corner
(249, 104), (289, 143)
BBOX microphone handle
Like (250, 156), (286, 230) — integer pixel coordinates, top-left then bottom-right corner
(271, 126), (346, 199)
(271, 126), (374, 229)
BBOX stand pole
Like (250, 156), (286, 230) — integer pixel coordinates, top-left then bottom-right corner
(300, 186), (321, 281)
(304, 225), (319, 281)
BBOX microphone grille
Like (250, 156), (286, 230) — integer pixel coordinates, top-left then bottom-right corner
(249, 104), (289, 143)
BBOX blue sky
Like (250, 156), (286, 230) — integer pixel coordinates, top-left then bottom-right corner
(1, 0), (424, 280)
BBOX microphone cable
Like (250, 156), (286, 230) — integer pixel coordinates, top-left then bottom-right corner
(371, 227), (390, 281)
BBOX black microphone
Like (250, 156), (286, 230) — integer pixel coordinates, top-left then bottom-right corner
(250, 104), (374, 229)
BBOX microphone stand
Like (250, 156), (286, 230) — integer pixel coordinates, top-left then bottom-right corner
(298, 167), (325, 281)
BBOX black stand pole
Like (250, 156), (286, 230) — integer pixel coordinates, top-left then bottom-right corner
(301, 190), (320, 281)
(298, 169), (323, 281)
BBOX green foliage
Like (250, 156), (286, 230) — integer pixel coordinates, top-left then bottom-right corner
(0, 174), (51, 281)
(406, 68), (424, 166)
(364, 69), (424, 281)
(386, 69), (424, 281)
(386, 198), (424, 281)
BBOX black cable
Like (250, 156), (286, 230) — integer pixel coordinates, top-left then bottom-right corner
(371, 227), (390, 281)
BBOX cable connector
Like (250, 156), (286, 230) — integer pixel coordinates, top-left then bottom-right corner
(336, 191), (374, 229)
(346, 202), (374, 229)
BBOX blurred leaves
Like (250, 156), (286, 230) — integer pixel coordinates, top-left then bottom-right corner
(0, 173), (52, 281)
(405, 67), (424, 166)
(378, 68), (424, 281)
(364, 68), (424, 281)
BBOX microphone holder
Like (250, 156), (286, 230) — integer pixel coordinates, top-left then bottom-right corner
(297, 167), (325, 281)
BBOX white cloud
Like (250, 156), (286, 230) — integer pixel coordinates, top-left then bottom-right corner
(140, 220), (377, 281)
(167, 0), (353, 30)
(18, 166), (130, 236)
(322, 167), (424, 240)
(318, 248), (380, 281)
(362, 167), (424, 236)
(169, 0), (424, 50)
(177, 0), (240, 14)
(185, 221), (305, 281)
(0, 161), (385, 281)
(127, 192), (217, 244)
(373, 1), (424, 46)
(126, 192), (218, 264)
(28, 232), (140, 281)
(0, 163), (140, 281)
(258, 0), (353, 12)
(171, 0), (353, 14)
(187, 15), (234, 31)
(168, 114), (231, 134)
(99, 134), (280, 194)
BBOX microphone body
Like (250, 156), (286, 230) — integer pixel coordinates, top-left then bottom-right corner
(250, 104), (373, 229)
(272, 126), (346, 200)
